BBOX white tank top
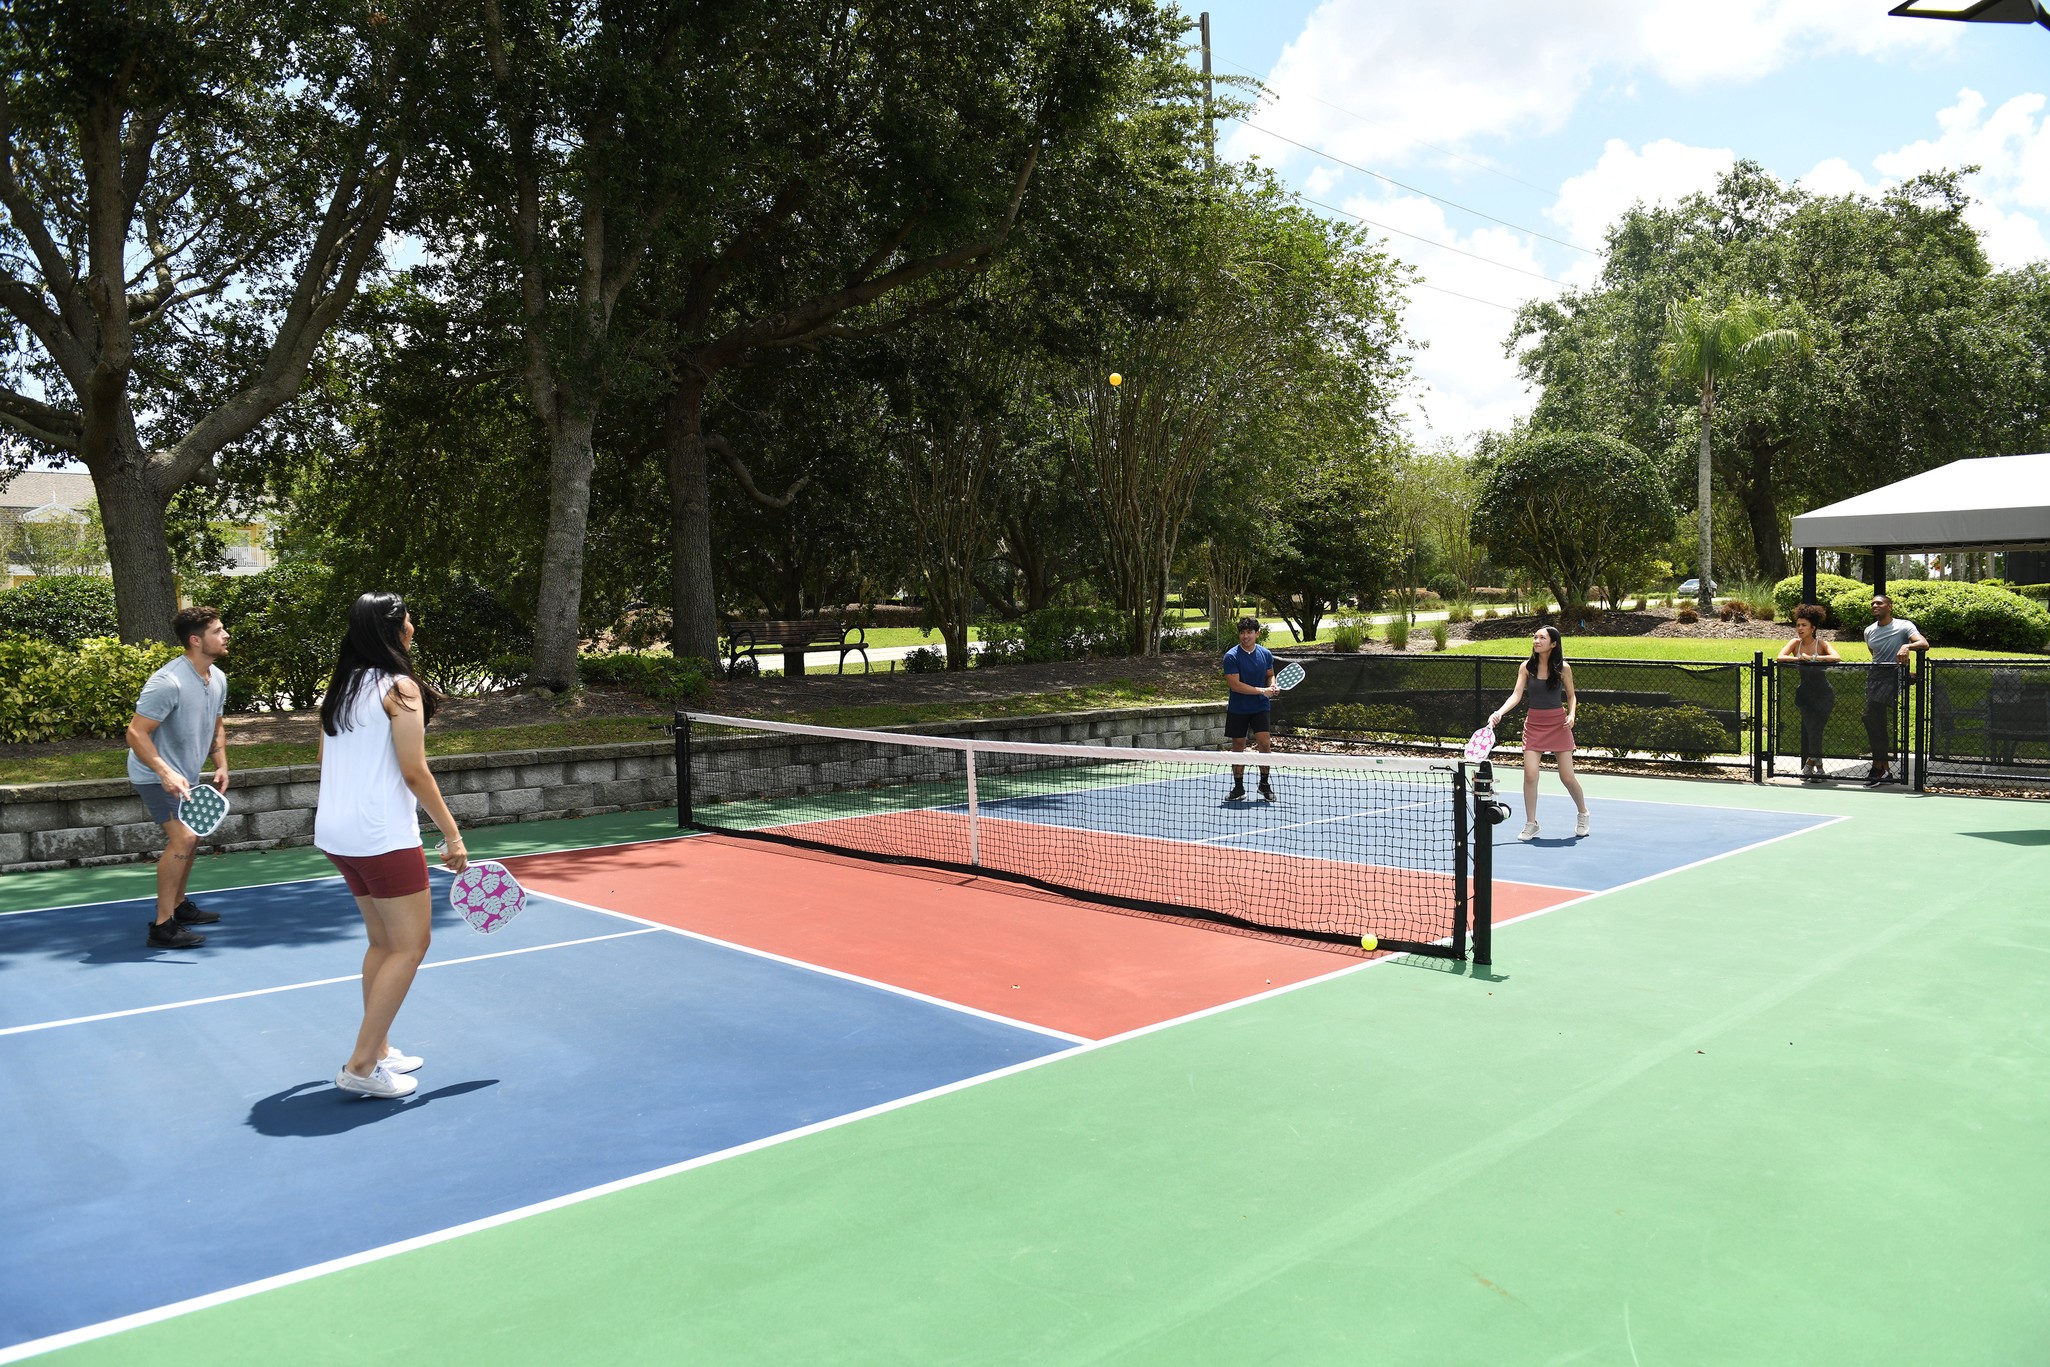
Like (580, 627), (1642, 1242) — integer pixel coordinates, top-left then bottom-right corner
(314, 671), (423, 857)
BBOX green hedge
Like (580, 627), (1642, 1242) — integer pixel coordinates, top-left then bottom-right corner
(977, 606), (1130, 665)
(577, 652), (714, 705)
(1771, 573), (1868, 625)
(0, 635), (180, 742)
(0, 575), (120, 646)
(1827, 579), (2050, 653)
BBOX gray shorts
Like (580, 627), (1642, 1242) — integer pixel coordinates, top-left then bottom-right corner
(133, 783), (181, 826)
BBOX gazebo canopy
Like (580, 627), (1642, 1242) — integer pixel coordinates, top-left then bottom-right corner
(1888, 0), (2050, 29)
(1790, 453), (2050, 554)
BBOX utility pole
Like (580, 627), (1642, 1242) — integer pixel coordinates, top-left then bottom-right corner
(1200, 11), (1215, 173)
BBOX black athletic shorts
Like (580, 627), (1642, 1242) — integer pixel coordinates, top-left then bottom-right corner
(1225, 710), (1272, 740)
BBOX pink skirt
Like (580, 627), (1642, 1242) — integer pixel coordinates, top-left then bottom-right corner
(1523, 708), (1574, 754)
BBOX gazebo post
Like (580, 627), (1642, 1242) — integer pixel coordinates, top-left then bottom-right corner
(1872, 547), (1888, 598)
(1801, 548), (1817, 606)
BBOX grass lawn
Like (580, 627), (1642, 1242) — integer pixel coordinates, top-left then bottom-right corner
(1445, 637), (2031, 662)
(0, 678), (1223, 787)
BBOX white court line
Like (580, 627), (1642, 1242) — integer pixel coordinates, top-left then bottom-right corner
(0, 930), (660, 1037)
(0, 804), (1857, 1363)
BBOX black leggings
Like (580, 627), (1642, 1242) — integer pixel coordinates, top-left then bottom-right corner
(1863, 695), (1897, 770)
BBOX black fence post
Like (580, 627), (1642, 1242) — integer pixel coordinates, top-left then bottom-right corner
(1912, 661), (1927, 793)
(1472, 760), (1494, 967)
(1751, 651), (1764, 783)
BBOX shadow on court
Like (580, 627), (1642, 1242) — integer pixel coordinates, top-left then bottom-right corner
(1963, 830), (2050, 846)
(246, 1078), (499, 1138)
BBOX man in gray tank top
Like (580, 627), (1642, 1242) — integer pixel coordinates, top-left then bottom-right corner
(1861, 593), (1928, 787)
(125, 606), (232, 948)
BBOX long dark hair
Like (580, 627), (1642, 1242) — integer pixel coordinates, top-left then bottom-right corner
(1527, 625), (1566, 687)
(320, 592), (438, 735)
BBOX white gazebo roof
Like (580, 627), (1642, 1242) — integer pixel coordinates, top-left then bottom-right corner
(1790, 453), (2050, 552)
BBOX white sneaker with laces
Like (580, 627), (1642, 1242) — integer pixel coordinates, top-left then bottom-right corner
(1574, 811), (1590, 838)
(335, 1063), (418, 1099)
(382, 1047), (423, 1075)
(1517, 821), (1539, 842)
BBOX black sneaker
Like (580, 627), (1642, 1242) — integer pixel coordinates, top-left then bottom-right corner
(1862, 770), (1891, 788)
(1258, 781), (1276, 802)
(173, 899), (219, 926)
(147, 918), (205, 949)
(1227, 782), (1246, 801)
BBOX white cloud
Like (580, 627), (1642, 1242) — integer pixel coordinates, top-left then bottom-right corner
(1549, 138), (1737, 250)
(1799, 90), (2050, 269)
(1303, 165), (1342, 197)
(1225, 0), (1949, 177)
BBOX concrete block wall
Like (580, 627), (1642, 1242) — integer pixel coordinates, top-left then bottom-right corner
(0, 703), (1228, 874)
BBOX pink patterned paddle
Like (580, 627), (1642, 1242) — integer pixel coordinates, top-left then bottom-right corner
(1463, 725), (1497, 762)
(437, 845), (527, 934)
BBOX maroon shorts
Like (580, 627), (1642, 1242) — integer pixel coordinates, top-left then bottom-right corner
(1523, 707), (1575, 755)
(324, 846), (431, 899)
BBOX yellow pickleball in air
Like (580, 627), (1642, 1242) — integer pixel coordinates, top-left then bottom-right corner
(1108, 372), (1122, 386)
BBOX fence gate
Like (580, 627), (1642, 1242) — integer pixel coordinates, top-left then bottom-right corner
(1919, 659), (2050, 788)
(1763, 661), (1913, 785)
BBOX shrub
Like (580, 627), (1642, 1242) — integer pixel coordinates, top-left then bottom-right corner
(902, 645), (947, 672)
(1572, 703), (1736, 761)
(1302, 703), (1419, 736)
(577, 652), (713, 705)
(977, 605), (1129, 665)
(201, 562), (346, 709)
(1827, 579), (2050, 653)
(1771, 572), (1867, 625)
(1430, 620), (1449, 651)
(2015, 583), (2050, 603)
(1717, 600), (1750, 623)
(1754, 600), (1777, 622)
(1328, 623), (1364, 653)
(1386, 616), (1410, 650)
(0, 635), (180, 742)
(1676, 605), (1699, 624)
(1446, 602), (1473, 625)
(1471, 587), (1511, 602)
(0, 575), (121, 646)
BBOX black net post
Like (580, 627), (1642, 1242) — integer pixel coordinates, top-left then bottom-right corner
(1472, 759), (1494, 967)
(675, 711), (692, 827)
(1451, 763), (1469, 960)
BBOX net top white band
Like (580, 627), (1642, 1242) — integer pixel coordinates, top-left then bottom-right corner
(680, 711), (1464, 777)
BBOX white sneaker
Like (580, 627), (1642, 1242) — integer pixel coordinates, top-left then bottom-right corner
(382, 1047), (423, 1075)
(335, 1063), (418, 1099)
(1517, 821), (1539, 842)
(1574, 811), (1590, 838)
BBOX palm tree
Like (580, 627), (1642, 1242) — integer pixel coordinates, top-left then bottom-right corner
(1659, 297), (1811, 613)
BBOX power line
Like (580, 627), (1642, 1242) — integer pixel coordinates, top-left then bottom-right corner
(1301, 194), (1569, 288)
(1235, 121), (1599, 256)
(1405, 281), (1522, 314)
(1215, 54), (1555, 197)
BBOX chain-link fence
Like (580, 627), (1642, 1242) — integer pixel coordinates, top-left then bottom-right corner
(1920, 659), (2050, 786)
(1764, 661), (1912, 784)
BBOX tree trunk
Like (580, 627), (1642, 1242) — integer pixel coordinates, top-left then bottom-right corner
(528, 413), (599, 689)
(667, 375), (722, 665)
(1697, 388), (1716, 613)
(89, 437), (179, 643)
(1740, 465), (1786, 582)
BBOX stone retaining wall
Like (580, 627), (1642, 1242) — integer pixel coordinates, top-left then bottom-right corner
(0, 703), (1228, 873)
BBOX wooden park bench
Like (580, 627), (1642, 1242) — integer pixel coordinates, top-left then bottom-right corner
(723, 618), (869, 678)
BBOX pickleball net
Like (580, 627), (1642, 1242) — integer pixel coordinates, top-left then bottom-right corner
(675, 712), (1494, 960)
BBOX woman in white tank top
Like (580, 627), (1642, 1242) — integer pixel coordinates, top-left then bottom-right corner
(315, 593), (468, 1100)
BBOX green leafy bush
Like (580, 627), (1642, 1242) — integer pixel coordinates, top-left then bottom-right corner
(0, 575), (119, 646)
(0, 635), (180, 742)
(1386, 616), (1410, 650)
(1771, 573), (1867, 625)
(1302, 703), (1419, 736)
(902, 645), (947, 672)
(1572, 703), (1736, 760)
(977, 606), (1130, 664)
(577, 652), (713, 704)
(1827, 580), (2050, 653)
(2015, 583), (2050, 603)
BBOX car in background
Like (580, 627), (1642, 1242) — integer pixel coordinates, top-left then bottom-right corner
(1676, 577), (1718, 597)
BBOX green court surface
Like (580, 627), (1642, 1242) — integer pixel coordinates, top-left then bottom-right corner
(20, 778), (2050, 1365)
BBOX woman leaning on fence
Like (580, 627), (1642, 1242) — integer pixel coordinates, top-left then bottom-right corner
(1776, 604), (1841, 780)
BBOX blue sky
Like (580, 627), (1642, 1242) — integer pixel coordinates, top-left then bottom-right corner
(1193, 1), (2050, 443)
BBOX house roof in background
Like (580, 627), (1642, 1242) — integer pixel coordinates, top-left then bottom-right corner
(0, 470), (95, 513)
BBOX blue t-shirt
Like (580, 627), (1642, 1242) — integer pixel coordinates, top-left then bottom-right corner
(1223, 644), (1275, 714)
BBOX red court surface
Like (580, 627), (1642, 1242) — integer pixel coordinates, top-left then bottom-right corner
(509, 836), (1580, 1040)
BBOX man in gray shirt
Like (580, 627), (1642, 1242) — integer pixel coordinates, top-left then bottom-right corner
(1861, 593), (1929, 787)
(126, 606), (232, 948)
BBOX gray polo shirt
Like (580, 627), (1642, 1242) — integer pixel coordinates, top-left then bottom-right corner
(127, 656), (228, 788)
(1863, 616), (1921, 699)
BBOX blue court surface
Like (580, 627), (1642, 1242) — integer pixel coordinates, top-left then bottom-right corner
(0, 880), (1072, 1353)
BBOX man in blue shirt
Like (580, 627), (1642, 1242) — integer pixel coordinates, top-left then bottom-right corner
(1861, 593), (1928, 786)
(1222, 617), (1279, 800)
(126, 606), (231, 948)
